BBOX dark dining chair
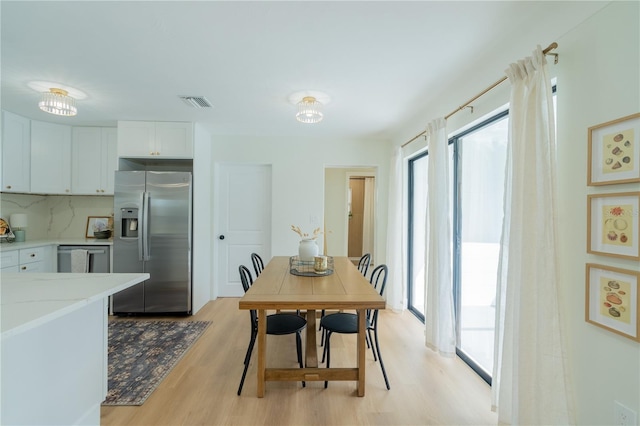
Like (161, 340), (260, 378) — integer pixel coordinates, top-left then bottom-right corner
(357, 253), (371, 277)
(319, 252), (372, 341)
(320, 264), (390, 390)
(251, 253), (264, 277)
(237, 265), (307, 395)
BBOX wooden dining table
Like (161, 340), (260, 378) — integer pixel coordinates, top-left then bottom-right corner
(238, 256), (385, 397)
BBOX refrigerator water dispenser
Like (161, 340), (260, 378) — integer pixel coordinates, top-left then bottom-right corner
(120, 208), (139, 238)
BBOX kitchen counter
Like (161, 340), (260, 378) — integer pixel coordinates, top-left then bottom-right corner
(0, 238), (112, 252)
(1, 272), (147, 338)
(1, 272), (148, 425)
(1, 239), (114, 273)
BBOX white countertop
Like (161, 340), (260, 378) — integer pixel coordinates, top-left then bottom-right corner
(0, 238), (113, 252)
(1, 272), (148, 338)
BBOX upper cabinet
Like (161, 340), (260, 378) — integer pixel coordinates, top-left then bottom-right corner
(72, 127), (117, 195)
(0, 112), (190, 196)
(1, 111), (31, 193)
(117, 121), (193, 158)
(31, 121), (72, 194)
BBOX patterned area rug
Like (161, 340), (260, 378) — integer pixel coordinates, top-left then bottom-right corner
(103, 320), (211, 406)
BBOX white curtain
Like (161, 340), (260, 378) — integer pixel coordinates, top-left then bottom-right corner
(386, 146), (405, 312)
(362, 177), (375, 259)
(424, 117), (456, 356)
(492, 46), (573, 424)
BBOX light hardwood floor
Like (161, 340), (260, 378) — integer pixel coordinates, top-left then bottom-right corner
(101, 298), (498, 426)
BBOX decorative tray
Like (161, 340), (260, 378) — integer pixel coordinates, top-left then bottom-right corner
(289, 255), (334, 277)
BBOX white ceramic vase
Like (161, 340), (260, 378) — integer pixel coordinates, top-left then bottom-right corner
(298, 238), (319, 261)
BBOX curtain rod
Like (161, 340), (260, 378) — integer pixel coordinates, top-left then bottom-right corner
(401, 42), (558, 148)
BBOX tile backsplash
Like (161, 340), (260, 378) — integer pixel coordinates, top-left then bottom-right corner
(0, 193), (114, 240)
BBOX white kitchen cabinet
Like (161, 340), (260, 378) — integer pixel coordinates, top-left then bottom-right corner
(1, 245), (55, 273)
(1, 111), (31, 193)
(2, 273), (147, 426)
(72, 127), (117, 195)
(31, 121), (72, 194)
(117, 121), (193, 158)
(1, 250), (20, 272)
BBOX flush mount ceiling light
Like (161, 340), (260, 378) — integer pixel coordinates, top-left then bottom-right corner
(39, 88), (77, 116)
(296, 96), (324, 124)
(289, 90), (330, 124)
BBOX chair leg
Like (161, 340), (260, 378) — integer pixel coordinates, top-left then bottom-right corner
(365, 329), (372, 352)
(237, 333), (256, 395)
(296, 331), (305, 387)
(324, 331), (332, 388)
(366, 328), (375, 361)
(372, 327), (390, 390)
(319, 310), (326, 347)
(321, 331), (330, 363)
(242, 329), (257, 365)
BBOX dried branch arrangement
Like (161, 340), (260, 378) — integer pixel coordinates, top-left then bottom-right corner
(291, 225), (323, 240)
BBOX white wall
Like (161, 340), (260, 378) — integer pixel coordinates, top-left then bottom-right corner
(209, 135), (390, 275)
(556, 2), (640, 424)
(192, 123), (213, 311)
(324, 167), (347, 255)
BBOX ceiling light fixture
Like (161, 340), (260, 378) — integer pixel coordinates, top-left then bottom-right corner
(296, 96), (323, 124)
(39, 88), (77, 116)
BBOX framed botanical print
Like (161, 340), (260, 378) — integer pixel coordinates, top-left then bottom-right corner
(587, 192), (640, 260)
(586, 263), (640, 342)
(588, 112), (640, 186)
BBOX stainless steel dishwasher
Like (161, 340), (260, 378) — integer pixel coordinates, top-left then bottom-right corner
(57, 245), (111, 273)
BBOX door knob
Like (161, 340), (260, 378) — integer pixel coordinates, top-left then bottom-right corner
(219, 235), (225, 240)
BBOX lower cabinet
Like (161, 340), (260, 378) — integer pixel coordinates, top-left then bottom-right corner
(1, 250), (20, 272)
(1, 298), (108, 425)
(1, 245), (55, 273)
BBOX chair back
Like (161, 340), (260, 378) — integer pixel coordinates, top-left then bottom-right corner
(369, 264), (387, 296)
(368, 264), (388, 325)
(239, 264), (254, 293)
(239, 265), (258, 327)
(357, 253), (371, 276)
(251, 253), (264, 277)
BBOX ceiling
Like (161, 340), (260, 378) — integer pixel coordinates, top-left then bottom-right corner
(1, 1), (609, 141)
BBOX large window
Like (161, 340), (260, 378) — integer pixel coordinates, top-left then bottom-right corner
(407, 153), (428, 321)
(407, 110), (509, 384)
(407, 92), (555, 384)
(407, 144), (454, 323)
(452, 111), (509, 383)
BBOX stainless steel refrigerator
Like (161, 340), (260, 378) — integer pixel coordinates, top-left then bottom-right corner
(112, 171), (192, 314)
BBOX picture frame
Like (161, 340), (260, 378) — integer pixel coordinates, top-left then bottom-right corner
(586, 263), (640, 342)
(588, 112), (640, 186)
(0, 217), (15, 241)
(587, 192), (640, 260)
(86, 216), (110, 238)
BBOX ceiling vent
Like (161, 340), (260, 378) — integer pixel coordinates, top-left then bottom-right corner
(179, 95), (212, 108)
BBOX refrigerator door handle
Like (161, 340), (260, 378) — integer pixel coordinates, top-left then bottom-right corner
(137, 192), (145, 261)
(143, 191), (151, 261)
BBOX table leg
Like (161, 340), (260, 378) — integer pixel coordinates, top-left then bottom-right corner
(305, 309), (318, 368)
(257, 309), (267, 397)
(357, 308), (366, 397)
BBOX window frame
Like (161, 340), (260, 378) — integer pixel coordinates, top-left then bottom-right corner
(407, 150), (428, 322)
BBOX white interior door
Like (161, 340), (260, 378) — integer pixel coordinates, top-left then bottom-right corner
(215, 163), (272, 297)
